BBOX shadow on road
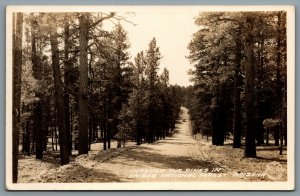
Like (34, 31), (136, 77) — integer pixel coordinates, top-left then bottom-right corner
(116, 145), (221, 171)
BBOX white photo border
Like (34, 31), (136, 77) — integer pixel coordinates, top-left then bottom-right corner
(5, 5), (295, 190)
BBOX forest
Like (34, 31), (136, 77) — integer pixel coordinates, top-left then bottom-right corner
(186, 11), (287, 155)
(11, 11), (287, 184)
(12, 12), (185, 183)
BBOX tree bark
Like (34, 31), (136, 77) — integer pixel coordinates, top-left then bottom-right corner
(244, 15), (256, 157)
(63, 21), (72, 155)
(276, 12), (283, 114)
(12, 12), (23, 183)
(107, 86), (111, 149)
(281, 12), (287, 146)
(233, 30), (242, 148)
(78, 13), (89, 155)
(256, 39), (265, 146)
(50, 24), (69, 165)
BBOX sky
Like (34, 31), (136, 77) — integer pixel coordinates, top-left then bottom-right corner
(105, 10), (200, 87)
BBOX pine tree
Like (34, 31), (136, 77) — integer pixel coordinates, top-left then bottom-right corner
(145, 38), (162, 143)
(49, 14), (70, 165)
(243, 14), (256, 157)
(12, 12), (23, 183)
(188, 11), (286, 156)
(78, 13), (89, 155)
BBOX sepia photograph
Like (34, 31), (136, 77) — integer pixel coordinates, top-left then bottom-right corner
(6, 5), (295, 190)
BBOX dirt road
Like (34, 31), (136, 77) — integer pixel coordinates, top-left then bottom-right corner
(81, 107), (233, 182)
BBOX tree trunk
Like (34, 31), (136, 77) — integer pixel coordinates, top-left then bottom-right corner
(78, 13), (89, 155)
(51, 126), (54, 150)
(63, 21), (72, 155)
(34, 102), (43, 159)
(64, 91), (72, 155)
(50, 24), (69, 165)
(24, 121), (30, 155)
(280, 123), (284, 155)
(256, 39), (265, 146)
(233, 30), (242, 148)
(54, 124), (58, 151)
(212, 108), (217, 145)
(70, 106), (73, 150)
(212, 106), (225, 146)
(103, 107), (107, 150)
(136, 126), (141, 145)
(12, 13), (23, 183)
(282, 12), (287, 147)
(266, 129), (269, 145)
(92, 115), (97, 141)
(31, 132), (35, 153)
(88, 116), (92, 150)
(107, 89), (111, 149)
(22, 103), (30, 155)
(29, 16), (44, 160)
(276, 12), (283, 114)
(244, 15), (256, 157)
(274, 126), (280, 146)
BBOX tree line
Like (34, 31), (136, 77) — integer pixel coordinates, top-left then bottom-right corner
(12, 12), (184, 183)
(186, 12), (287, 157)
